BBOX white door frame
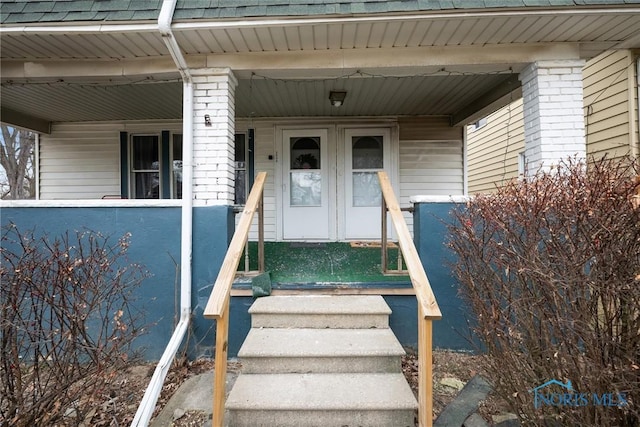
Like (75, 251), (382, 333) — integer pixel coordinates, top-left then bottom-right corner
(338, 125), (398, 241)
(276, 126), (337, 241)
(275, 123), (398, 241)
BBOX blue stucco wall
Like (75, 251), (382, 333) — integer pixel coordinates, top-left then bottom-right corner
(190, 206), (236, 357)
(1, 202), (472, 360)
(0, 205), (233, 360)
(413, 202), (475, 351)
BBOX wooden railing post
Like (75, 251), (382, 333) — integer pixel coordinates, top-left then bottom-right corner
(381, 196), (388, 274)
(204, 172), (267, 427)
(212, 305), (229, 427)
(418, 305), (434, 427)
(377, 171), (441, 426)
(258, 191), (264, 273)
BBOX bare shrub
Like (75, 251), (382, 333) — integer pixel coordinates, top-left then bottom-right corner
(448, 157), (640, 426)
(0, 226), (149, 426)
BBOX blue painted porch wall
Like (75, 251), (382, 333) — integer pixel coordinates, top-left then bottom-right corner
(0, 205), (233, 360)
(1, 203), (473, 360)
(413, 202), (474, 351)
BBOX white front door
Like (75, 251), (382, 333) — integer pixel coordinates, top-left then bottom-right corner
(343, 128), (392, 240)
(281, 129), (333, 240)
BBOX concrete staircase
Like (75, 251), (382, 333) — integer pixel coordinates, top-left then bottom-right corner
(225, 295), (418, 427)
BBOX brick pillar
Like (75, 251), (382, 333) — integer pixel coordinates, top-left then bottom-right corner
(191, 68), (237, 206)
(519, 60), (586, 174)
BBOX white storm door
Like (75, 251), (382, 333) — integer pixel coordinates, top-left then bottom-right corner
(282, 129), (331, 240)
(344, 128), (391, 240)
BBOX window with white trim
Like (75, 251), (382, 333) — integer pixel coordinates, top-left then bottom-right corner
(472, 117), (488, 131)
(518, 151), (527, 176)
(127, 133), (183, 199)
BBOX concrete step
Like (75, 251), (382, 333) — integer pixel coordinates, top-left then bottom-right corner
(238, 327), (405, 373)
(225, 372), (418, 427)
(248, 295), (391, 329)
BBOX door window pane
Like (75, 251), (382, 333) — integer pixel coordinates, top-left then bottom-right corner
(291, 137), (320, 170)
(352, 136), (383, 206)
(290, 171), (321, 206)
(352, 136), (383, 169)
(352, 172), (381, 207)
(289, 136), (322, 206)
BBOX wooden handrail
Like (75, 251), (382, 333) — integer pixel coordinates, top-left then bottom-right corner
(203, 171), (267, 427)
(377, 171), (441, 427)
(204, 171), (267, 318)
(378, 171), (441, 320)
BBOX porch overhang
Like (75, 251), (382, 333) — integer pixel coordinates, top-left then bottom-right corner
(1, 6), (639, 130)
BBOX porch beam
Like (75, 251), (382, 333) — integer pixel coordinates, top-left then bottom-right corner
(204, 43), (582, 78)
(450, 74), (522, 127)
(0, 107), (51, 134)
(0, 43), (581, 82)
(0, 57), (194, 81)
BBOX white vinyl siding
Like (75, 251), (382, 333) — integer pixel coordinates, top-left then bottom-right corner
(39, 120), (181, 200)
(40, 118), (464, 240)
(398, 117), (464, 233)
(466, 98), (525, 194)
(583, 50), (637, 159)
(40, 123), (120, 200)
(236, 120), (277, 241)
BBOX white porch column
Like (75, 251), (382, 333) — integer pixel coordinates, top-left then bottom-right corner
(191, 68), (237, 206)
(519, 59), (586, 174)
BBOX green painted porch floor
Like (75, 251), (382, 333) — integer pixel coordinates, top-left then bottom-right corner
(236, 242), (410, 285)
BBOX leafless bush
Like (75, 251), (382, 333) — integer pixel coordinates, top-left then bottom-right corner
(0, 226), (149, 426)
(448, 157), (640, 426)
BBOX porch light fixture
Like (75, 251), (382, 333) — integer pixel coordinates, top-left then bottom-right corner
(204, 114), (212, 127)
(329, 91), (347, 107)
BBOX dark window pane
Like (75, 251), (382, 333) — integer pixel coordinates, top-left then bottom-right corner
(135, 172), (159, 199)
(235, 134), (246, 162)
(132, 135), (159, 170)
(235, 170), (246, 204)
(291, 137), (320, 169)
(234, 133), (247, 204)
(173, 134), (183, 199)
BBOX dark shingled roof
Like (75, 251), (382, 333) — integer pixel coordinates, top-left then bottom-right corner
(2, 0), (639, 24)
(1, 0), (162, 24)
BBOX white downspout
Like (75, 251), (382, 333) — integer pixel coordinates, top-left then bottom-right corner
(131, 1), (193, 425)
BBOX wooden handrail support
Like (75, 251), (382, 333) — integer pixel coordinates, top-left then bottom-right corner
(203, 171), (267, 427)
(377, 171), (442, 427)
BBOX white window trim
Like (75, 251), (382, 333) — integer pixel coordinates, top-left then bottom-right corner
(518, 151), (527, 177)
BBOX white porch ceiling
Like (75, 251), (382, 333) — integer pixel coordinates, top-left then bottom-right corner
(0, 72), (518, 123)
(1, 7), (639, 130)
